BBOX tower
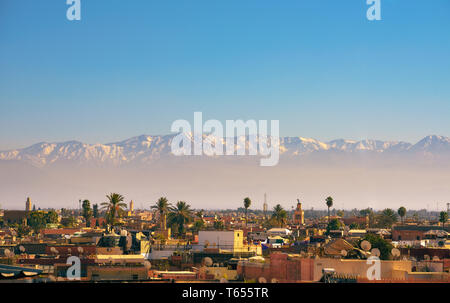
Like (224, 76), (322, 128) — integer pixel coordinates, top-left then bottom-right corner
(263, 193), (268, 219)
(129, 200), (134, 212)
(25, 197), (32, 211)
(293, 199), (304, 225)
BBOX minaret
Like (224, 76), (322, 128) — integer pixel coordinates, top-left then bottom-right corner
(25, 197), (32, 211)
(293, 198), (304, 225)
(129, 200), (134, 212)
(263, 193), (268, 219)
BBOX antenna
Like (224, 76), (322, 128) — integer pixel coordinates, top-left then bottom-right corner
(391, 248), (400, 259)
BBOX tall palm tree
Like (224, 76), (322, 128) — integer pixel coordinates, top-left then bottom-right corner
(243, 197), (251, 227)
(167, 201), (193, 236)
(152, 197), (171, 231)
(325, 196), (333, 224)
(440, 211), (448, 229)
(397, 206), (407, 224)
(101, 193), (126, 230)
(81, 199), (92, 227)
(271, 204), (287, 227)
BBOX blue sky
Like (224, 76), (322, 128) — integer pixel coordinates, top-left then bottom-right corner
(1, 0), (449, 150)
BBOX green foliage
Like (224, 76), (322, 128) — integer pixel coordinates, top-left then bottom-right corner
(167, 201), (193, 236)
(271, 204), (287, 227)
(192, 220), (205, 232)
(93, 204), (99, 218)
(45, 210), (59, 224)
(376, 208), (398, 228)
(349, 222), (361, 229)
(17, 224), (32, 237)
(27, 211), (47, 233)
(213, 220), (225, 230)
(325, 197), (333, 209)
(82, 200), (93, 225)
(152, 197), (171, 230)
(359, 233), (393, 260)
(325, 196), (333, 222)
(326, 218), (343, 234)
(101, 193), (126, 228)
(439, 211), (448, 228)
(397, 207), (407, 223)
(61, 216), (76, 227)
(243, 197), (251, 226)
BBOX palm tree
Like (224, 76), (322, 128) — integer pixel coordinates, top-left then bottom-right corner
(377, 208), (398, 228)
(101, 193), (126, 230)
(271, 204), (287, 227)
(397, 207), (407, 224)
(440, 211), (448, 229)
(152, 197), (171, 231)
(195, 209), (204, 222)
(167, 201), (193, 236)
(81, 199), (92, 227)
(325, 196), (333, 224)
(243, 197), (251, 227)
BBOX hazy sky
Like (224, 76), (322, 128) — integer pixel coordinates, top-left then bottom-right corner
(1, 0), (450, 150)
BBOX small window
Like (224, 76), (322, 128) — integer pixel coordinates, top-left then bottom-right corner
(132, 274), (139, 280)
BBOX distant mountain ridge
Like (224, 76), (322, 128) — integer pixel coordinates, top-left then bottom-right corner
(0, 134), (449, 167)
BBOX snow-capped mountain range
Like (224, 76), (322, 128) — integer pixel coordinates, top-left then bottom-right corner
(0, 134), (449, 168)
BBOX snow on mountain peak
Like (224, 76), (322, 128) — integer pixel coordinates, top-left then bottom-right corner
(0, 135), (448, 167)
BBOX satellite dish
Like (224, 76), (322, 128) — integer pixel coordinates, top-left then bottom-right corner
(258, 277), (267, 283)
(144, 261), (152, 269)
(50, 247), (59, 254)
(19, 245), (26, 253)
(424, 255), (430, 261)
(3, 249), (10, 256)
(341, 250), (348, 257)
(391, 248), (400, 258)
(433, 256), (440, 261)
(120, 230), (128, 237)
(220, 278), (228, 283)
(361, 240), (371, 251)
(271, 278), (278, 283)
(77, 247), (84, 253)
(202, 257), (213, 267)
(371, 248), (381, 257)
